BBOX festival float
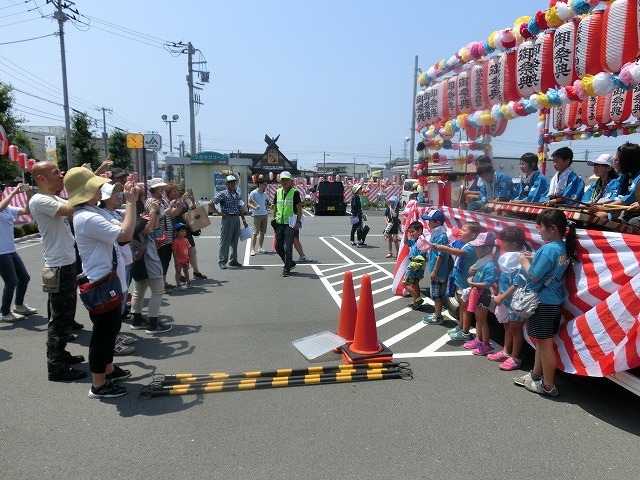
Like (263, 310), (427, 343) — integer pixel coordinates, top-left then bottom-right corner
(404, 0), (640, 395)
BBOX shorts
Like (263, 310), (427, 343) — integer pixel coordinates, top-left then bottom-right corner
(494, 303), (524, 324)
(177, 261), (190, 271)
(477, 288), (492, 309)
(252, 215), (268, 235)
(526, 303), (562, 339)
(429, 278), (446, 300)
(294, 228), (300, 239)
(402, 273), (422, 286)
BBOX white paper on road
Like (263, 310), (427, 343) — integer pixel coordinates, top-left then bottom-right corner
(292, 331), (346, 360)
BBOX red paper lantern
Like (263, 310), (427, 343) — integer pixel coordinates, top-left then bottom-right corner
(601, 0), (639, 74)
(500, 51), (519, 103)
(423, 82), (441, 125)
(533, 30), (555, 93)
(8, 144), (19, 162)
(564, 101), (585, 129)
(516, 39), (537, 98)
(27, 158), (36, 173)
(609, 87), (632, 122)
(0, 125), (8, 156)
(484, 56), (503, 106)
(445, 75), (458, 120)
(415, 90), (427, 129)
(584, 96), (599, 126)
(575, 10), (604, 78)
(17, 152), (27, 170)
(595, 94), (612, 125)
(552, 105), (565, 131)
(632, 83), (640, 118)
(553, 18), (580, 86)
(456, 71), (472, 114)
(438, 79), (452, 122)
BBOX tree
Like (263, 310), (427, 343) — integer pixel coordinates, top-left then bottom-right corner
(70, 112), (100, 169)
(0, 82), (33, 182)
(108, 130), (133, 170)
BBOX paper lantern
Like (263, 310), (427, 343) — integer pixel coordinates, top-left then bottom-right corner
(269, 172), (274, 181)
(584, 96), (599, 126)
(415, 90), (428, 128)
(500, 51), (520, 103)
(553, 18), (580, 86)
(335, 174), (341, 182)
(456, 71), (472, 114)
(601, 0), (639, 74)
(17, 152), (27, 170)
(438, 79), (452, 121)
(552, 105), (565, 131)
(483, 118), (508, 137)
(465, 126), (480, 141)
(595, 94), (612, 124)
(8, 144), (18, 162)
(564, 100), (585, 129)
(27, 159), (36, 173)
(575, 10), (604, 78)
(516, 39), (537, 98)
(632, 84), (640, 118)
(609, 87), (632, 122)
(484, 56), (503, 106)
(445, 75), (458, 120)
(533, 30), (555, 93)
(276, 174), (280, 182)
(469, 63), (488, 111)
(423, 83), (441, 125)
(310, 177), (315, 186)
(0, 125), (7, 156)
(252, 174), (257, 184)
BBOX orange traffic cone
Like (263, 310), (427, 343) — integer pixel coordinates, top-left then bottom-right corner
(271, 234), (276, 253)
(336, 271), (357, 343)
(341, 274), (393, 364)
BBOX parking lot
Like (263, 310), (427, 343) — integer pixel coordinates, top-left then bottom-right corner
(2, 209), (639, 480)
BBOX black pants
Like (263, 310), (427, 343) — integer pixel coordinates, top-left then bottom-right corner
(275, 223), (295, 271)
(350, 215), (362, 242)
(156, 243), (173, 276)
(47, 263), (77, 373)
(88, 305), (122, 374)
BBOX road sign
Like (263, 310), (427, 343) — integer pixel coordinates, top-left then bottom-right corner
(126, 133), (143, 149)
(144, 134), (162, 150)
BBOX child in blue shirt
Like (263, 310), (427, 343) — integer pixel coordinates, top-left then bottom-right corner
(464, 232), (497, 356)
(421, 210), (450, 325)
(513, 209), (577, 397)
(402, 221), (428, 310)
(431, 221), (482, 341)
(489, 226), (530, 371)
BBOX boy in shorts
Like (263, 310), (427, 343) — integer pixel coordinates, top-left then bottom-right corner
(421, 210), (450, 325)
(402, 221), (428, 310)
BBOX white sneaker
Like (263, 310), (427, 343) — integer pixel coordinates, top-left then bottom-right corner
(250, 250), (256, 256)
(2, 312), (24, 322)
(12, 304), (37, 315)
(116, 333), (136, 345)
(299, 255), (311, 262)
(257, 248), (265, 254)
(113, 342), (135, 355)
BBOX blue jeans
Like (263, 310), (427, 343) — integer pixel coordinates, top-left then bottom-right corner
(0, 252), (30, 315)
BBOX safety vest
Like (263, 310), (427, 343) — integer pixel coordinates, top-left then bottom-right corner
(275, 187), (296, 224)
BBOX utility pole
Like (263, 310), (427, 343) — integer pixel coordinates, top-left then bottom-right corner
(48, 0), (79, 169)
(97, 106), (112, 158)
(187, 42), (196, 155)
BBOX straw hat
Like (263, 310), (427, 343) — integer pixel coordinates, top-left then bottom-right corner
(64, 167), (110, 207)
(352, 183), (363, 194)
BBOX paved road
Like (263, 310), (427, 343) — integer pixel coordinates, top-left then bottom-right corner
(2, 210), (639, 480)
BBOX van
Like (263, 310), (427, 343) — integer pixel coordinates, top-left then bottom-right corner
(312, 181), (347, 215)
(401, 178), (418, 208)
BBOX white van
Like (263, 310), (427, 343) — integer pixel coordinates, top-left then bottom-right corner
(401, 178), (418, 207)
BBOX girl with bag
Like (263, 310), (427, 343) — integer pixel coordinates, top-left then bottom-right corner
(513, 209), (577, 397)
(64, 168), (140, 399)
(383, 196), (401, 258)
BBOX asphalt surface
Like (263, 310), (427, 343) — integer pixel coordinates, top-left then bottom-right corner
(2, 209), (639, 480)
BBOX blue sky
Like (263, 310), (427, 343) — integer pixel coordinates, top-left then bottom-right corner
(1, 0), (633, 169)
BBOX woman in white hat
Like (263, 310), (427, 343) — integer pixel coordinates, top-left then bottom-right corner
(583, 153), (620, 218)
(64, 167), (139, 399)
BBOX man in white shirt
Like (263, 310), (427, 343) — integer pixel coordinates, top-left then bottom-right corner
(30, 161), (86, 382)
(248, 178), (269, 255)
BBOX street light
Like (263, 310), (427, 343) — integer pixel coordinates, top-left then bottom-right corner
(323, 151), (330, 175)
(161, 114), (179, 153)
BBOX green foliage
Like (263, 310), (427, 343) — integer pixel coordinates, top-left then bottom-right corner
(70, 112), (100, 169)
(13, 225), (24, 238)
(0, 82), (34, 181)
(108, 130), (133, 170)
(21, 223), (39, 235)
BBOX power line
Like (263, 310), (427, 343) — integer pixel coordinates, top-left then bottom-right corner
(0, 32), (55, 45)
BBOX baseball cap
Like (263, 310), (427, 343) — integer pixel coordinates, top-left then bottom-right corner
(280, 171), (292, 180)
(174, 222), (187, 231)
(100, 182), (123, 200)
(421, 210), (445, 223)
(587, 153), (616, 168)
(225, 175), (237, 182)
(470, 231), (496, 247)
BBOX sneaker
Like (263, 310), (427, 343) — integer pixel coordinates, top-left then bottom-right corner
(447, 325), (461, 335)
(351, 242), (358, 246)
(61, 351), (85, 364)
(146, 322), (172, 334)
(472, 342), (493, 356)
(1, 312), (24, 322)
(487, 350), (509, 362)
(289, 262), (297, 270)
(49, 367), (87, 382)
(164, 283), (176, 290)
(299, 255), (311, 262)
(524, 377), (559, 397)
(357, 242), (367, 247)
(185, 281), (193, 288)
(411, 298), (425, 310)
(116, 333), (136, 345)
(71, 320), (84, 330)
(282, 270), (290, 277)
(193, 272), (207, 279)
(257, 248), (266, 254)
(250, 250), (256, 256)
(513, 371), (541, 387)
(449, 329), (473, 341)
(106, 365), (132, 382)
(88, 380), (128, 399)
(12, 304), (37, 315)
(219, 262), (227, 270)
(130, 316), (148, 330)
(463, 337), (481, 349)
(114, 342), (135, 355)
(229, 261), (242, 267)
(422, 314), (443, 325)
(499, 357), (522, 371)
